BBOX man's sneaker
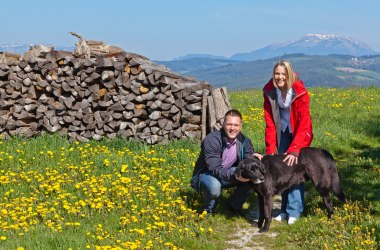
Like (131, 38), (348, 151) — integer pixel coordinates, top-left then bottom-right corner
(274, 212), (287, 222)
(288, 216), (298, 225)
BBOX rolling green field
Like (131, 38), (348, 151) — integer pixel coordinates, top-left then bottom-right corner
(0, 87), (379, 249)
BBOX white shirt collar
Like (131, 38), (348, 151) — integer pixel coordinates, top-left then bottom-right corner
(276, 88), (293, 108)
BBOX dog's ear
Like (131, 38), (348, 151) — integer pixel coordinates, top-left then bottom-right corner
(234, 162), (243, 178)
(259, 162), (266, 174)
(234, 168), (242, 178)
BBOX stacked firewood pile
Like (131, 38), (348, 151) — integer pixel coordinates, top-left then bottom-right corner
(0, 34), (231, 144)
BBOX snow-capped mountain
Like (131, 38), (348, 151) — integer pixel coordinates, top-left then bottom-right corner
(231, 34), (376, 61)
(0, 43), (75, 54)
(0, 44), (35, 54)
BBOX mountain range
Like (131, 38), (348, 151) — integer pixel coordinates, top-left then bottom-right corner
(1, 34), (379, 89)
(169, 34), (377, 62)
(154, 34), (380, 89)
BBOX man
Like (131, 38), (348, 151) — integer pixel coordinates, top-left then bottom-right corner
(191, 109), (262, 215)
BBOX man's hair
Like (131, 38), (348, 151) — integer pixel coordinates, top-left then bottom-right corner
(224, 109), (242, 120)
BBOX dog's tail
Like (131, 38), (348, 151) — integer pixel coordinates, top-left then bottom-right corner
(331, 173), (346, 202)
(326, 152), (346, 202)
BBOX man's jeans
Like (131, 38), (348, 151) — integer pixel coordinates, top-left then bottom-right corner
(194, 168), (251, 213)
(279, 129), (305, 218)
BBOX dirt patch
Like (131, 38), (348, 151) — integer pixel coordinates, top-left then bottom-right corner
(336, 67), (366, 73)
(224, 222), (278, 250)
(224, 195), (281, 250)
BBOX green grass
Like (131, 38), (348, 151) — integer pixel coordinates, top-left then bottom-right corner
(0, 87), (379, 249)
(231, 87), (380, 249)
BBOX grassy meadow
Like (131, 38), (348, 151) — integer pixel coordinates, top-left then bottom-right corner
(0, 87), (379, 249)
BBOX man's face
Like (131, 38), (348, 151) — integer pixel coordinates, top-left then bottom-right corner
(223, 115), (242, 141)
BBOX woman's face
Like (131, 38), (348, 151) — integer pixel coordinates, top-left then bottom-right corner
(274, 65), (287, 89)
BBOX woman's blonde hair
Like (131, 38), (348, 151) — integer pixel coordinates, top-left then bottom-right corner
(272, 60), (298, 89)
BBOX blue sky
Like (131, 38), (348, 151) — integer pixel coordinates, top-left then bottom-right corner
(2, 0), (379, 60)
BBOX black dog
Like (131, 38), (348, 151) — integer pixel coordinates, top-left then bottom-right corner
(235, 147), (346, 232)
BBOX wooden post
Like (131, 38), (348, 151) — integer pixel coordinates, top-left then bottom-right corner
(201, 89), (208, 140)
(207, 96), (216, 132)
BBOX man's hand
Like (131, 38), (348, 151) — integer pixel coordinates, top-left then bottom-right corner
(283, 153), (298, 166)
(236, 176), (250, 182)
(253, 152), (263, 160)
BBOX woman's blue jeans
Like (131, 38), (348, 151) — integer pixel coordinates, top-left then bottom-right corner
(195, 168), (251, 213)
(279, 129), (305, 218)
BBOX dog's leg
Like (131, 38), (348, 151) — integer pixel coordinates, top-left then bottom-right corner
(318, 188), (334, 218)
(257, 194), (264, 228)
(259, 194), (273, 233)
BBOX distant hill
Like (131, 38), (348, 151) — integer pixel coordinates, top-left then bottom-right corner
(155, 57), (243, 75)
(157, 54), (380, 89)
(173, 53), (228, 61)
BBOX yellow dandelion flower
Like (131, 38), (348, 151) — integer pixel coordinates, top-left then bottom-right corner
(199, 210), (207, 219)
(121, 164), (128, 172)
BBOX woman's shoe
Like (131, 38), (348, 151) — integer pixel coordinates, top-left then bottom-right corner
(288, 216), (298, 225)
(274, 212), (287, 222)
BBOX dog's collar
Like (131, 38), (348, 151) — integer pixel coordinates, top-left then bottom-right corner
(253, 179), (264, 184)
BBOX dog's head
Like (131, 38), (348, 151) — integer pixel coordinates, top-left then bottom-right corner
(235, 157), (266, 184)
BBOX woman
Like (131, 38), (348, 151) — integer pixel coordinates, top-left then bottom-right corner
(263, 60), (313, 224)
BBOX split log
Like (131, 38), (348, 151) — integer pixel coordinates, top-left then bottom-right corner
(212, 87), (230, 122)
(70, 32), (91, 59)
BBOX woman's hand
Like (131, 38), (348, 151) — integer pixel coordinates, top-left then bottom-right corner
(283, 153), (298, 166)
(253, 152), (263, 160)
